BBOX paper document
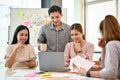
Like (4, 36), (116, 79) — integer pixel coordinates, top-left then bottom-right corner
(71, 55), (95, 71)
(6, 77), (46, 80)
(11, 69), (36, 76)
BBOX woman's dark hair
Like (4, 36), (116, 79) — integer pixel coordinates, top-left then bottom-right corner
(11, 25), (30, 44)
(70, 23), (85, 40)
(48, 5), (62, 15)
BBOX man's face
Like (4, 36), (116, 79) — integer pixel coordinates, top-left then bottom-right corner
(49, 11), (63, 27)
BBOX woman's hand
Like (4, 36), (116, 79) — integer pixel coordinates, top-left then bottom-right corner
(14, 43), (25, 50)
(20, 60), (36, 68)
(74, 42), (82, 54)
(90, 64), (103, 71)
(76, 67), (87, 76)
(98, 38), (106, 62)
(20, 61), (29, 65)
(65, 58), (70, 67)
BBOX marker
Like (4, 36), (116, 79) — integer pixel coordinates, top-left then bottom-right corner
(35, 71), (44, 74)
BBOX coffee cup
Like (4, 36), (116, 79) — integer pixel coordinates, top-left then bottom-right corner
(39, 43), (47, 51)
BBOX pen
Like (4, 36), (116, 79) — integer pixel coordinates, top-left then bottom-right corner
(35, 71), (44, 74)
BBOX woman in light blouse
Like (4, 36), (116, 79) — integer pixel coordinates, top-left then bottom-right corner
(64, 23), (94, 67)
(5, 25), (37, 69)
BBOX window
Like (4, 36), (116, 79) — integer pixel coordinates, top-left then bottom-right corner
(86, 0), (116, 52)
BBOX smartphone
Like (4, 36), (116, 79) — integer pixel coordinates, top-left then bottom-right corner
(25, 59), (33, 62)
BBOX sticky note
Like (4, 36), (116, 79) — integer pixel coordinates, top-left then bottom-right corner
(18, 11), (24, 17)
(40, 72), (51, 77)
(24, 21), (31, 26)
(24, 73), (37, 77)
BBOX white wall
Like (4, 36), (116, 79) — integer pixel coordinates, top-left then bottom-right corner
(63, 0), (84, 29)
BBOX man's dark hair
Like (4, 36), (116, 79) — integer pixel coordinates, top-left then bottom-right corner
(48, 5), (62, 15)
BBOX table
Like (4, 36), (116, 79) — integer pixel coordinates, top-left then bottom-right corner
(0, 68), (107, 80)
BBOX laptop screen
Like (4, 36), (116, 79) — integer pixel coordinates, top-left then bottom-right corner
(38, 52), (67, 72)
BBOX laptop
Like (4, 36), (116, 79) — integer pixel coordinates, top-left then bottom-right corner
(38, 52), (69, 72)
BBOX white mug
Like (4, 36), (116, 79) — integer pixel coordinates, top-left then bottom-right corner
(40, 43), (47, 51)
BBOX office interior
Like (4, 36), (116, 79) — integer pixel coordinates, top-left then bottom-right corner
(0, 0), (120, 69)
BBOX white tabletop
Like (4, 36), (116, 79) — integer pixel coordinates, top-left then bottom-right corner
(0, 68), (107, 80)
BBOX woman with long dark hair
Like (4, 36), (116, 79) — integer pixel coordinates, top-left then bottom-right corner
(5, 25), (37, 69)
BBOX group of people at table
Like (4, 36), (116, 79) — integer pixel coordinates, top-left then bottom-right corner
(4, 5), (120, 79)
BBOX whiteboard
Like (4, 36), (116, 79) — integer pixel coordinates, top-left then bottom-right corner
(9, 8), (67, 46)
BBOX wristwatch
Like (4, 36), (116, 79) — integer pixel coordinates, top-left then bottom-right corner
(86, 70), (91, 77)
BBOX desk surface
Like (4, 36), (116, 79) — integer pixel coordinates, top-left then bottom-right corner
(0, 68), (106, 80)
